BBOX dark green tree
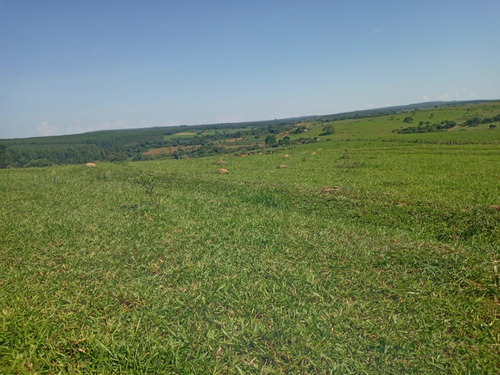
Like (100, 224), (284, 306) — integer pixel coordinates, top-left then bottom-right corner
(265, 135), (277, 146)
(279, 136), (291, 145)
(0, 144), (15, 168)
(320, 124), (335, 136)
(465, 117), (481, 127)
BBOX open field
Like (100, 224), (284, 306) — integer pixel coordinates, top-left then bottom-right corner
(1, 103), (499, 373)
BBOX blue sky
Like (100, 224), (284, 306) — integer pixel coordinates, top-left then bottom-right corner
(1, 0), (499, 139)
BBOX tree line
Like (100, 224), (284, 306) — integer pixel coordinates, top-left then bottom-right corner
(394, 114), (499, 134)
(0, 120), (305, 168)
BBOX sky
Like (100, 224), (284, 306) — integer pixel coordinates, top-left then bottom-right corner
(1, 0), (499, 139)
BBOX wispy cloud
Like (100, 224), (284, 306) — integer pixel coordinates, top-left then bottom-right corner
(64, 120), (84, 135)
(157, 120), (181, 127)
(36, 121), (57, 136)
(438, 92), (461, 101)
(58, 119), (178, 136)
(215, 114), (245, 123)
(96, 120), (132, 131)
(372, 28), (382, 34)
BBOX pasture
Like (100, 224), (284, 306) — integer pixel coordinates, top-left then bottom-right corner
(0, 103), (499, 373)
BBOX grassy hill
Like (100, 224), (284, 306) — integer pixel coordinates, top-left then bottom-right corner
(0, 101), (499, 373)
(1, 100), (499, 168)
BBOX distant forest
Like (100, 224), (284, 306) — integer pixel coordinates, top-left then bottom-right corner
(0, 119), (311, 168)
(0, 100), (495, 168)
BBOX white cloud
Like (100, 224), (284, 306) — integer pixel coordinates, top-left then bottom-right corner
(438, 92), (462, 101)
(372, 28), (382, 34)
(422, 96), (431, 101)
(36, 121), (57, 136)
(115, 120), (132, 129)
(157, 120), (181, 127)
(96, 120), (131, 131)
(64, 120), (84, 135)
(96, 121), (111, 130)
(215, 114), (245, 123)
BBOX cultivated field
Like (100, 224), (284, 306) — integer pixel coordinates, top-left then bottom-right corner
(1, 103), (499, 373)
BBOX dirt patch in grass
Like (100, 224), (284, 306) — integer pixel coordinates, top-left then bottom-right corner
(321, 186), (340, 192)
(223, 137), (244, 143)
(143, 145), (199, 156)
(175, 132), (197, 136)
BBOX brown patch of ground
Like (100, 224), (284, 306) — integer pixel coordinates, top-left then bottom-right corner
(143, 145), (199, 156)
(321, 186), (340, 192)
(223, 137), (244, 143)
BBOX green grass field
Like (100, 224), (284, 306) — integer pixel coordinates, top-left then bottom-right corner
(1, 103), (499, 373)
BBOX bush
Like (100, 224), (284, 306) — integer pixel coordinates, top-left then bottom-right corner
(265, 135), (277, 146)
(24, 158), (53, 168)
(465, 117), (481, 127)
(320, 124), (335, 136)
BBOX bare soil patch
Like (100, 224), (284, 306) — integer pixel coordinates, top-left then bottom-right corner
(143, 145), (199, 156)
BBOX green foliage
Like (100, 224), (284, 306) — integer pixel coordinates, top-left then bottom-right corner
(320, 124), (335, 136)
(465, 116), (481, 127)
(265, 134), (277, 145)
(464, 114), (500, 127)
(277, 135), (290, 146)
(23, 158), (53, 168)
(0, 144), (11, 168)
(395, 119), (457, 134)
(294, 126), (306, 134)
